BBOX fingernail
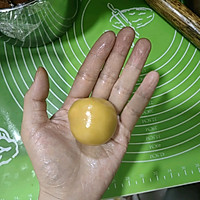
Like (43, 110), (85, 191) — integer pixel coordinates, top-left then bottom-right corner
(34, 67), (42, 82)
(147, 71), (159, 87)
(137, 38), (151, 55)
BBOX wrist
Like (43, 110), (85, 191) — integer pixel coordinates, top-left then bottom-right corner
(39, 188), (102, 200)
(39, 189), (65, 200)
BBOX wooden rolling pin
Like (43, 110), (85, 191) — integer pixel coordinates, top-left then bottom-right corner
(184, 0), (200, 16)
(145, 0), (200, 49)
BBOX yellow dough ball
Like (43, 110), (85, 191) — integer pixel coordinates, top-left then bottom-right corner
(68, 97), (118, 145)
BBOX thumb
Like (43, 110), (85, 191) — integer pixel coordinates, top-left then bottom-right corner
(21, 67), (49, 136)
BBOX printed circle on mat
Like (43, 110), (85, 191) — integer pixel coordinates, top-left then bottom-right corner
(80, 0), (180, 67)
(75, 0), (200, 163)
(0, 0), (200, 165)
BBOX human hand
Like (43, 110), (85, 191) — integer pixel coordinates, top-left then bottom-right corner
(21, 27), (159, 200)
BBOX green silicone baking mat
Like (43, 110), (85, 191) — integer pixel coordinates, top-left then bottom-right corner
(0, 0), (200, 199)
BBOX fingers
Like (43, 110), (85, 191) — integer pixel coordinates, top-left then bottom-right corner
(92, 27), (135, 99)
(66, 31), (116, 101)
(109, 38), (151, 114)
(120, 71), (159, 132)
(22, 67), (49, 138)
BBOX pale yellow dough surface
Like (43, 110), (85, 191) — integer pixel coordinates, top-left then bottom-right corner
(68, 97), (118, 145)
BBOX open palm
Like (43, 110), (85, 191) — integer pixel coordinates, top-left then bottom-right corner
(21, 27), (159, 200)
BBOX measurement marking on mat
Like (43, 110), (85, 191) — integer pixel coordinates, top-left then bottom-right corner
(110, 165), (200, 190)
(156, 175), (159, 181)
(125, 177), (131, 186)
(168, 169), (173, 179)
(184, 170), (187, 176)
(128, 180), (131, 186)
(142, 177), (145, 183)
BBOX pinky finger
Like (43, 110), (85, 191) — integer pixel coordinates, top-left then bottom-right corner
(120, 71), (159, 132)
